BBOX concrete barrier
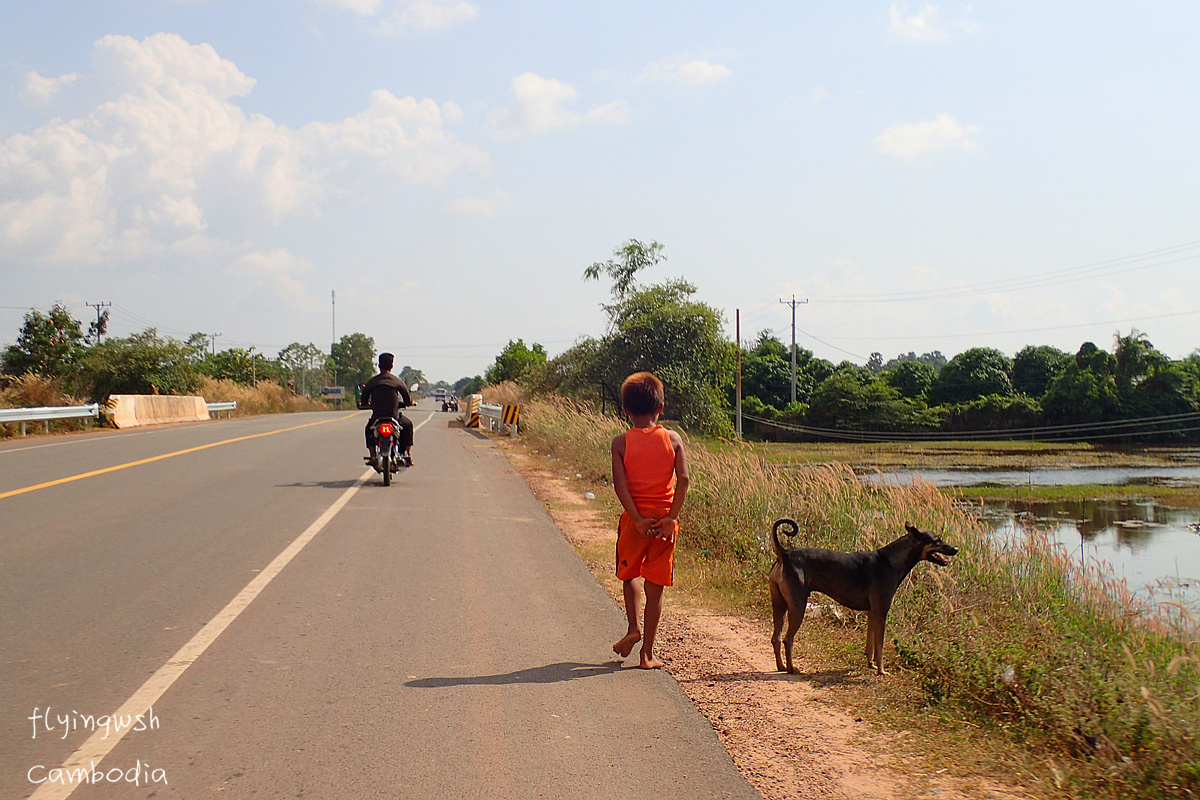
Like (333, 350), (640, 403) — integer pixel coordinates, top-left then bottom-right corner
(108, 395), (211, 429)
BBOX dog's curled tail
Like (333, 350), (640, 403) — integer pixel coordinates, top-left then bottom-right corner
(770, 518), (800, 557)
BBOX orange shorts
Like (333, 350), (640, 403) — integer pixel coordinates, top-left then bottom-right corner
(615, 511), (677, 587)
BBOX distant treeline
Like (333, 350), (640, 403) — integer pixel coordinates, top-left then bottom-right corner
(478, 238), (1200, 444)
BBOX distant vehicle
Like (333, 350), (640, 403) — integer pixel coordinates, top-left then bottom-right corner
(434, 388), (447, 405)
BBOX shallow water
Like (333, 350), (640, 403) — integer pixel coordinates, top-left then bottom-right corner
(866, 467), (1200, 612)
(871, 465), (1200, 488)
(968, 498), (1200, 610)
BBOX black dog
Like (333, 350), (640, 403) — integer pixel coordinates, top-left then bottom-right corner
(769, 519), (958, 675)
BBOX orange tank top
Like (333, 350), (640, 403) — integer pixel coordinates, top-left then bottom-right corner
(622, 425), (676, 512)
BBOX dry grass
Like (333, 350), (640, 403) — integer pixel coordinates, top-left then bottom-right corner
(481, 381), (525, 407)
(198, 377), (331, 415)
(519, 397), (1200, 800)
(0, 373), (96, 438)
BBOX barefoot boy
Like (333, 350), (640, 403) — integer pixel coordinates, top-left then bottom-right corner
(610, 372), (690, 669)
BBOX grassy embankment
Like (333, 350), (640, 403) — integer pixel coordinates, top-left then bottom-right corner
(0, 374), (331, 439)
(511, 394), (1200, 800)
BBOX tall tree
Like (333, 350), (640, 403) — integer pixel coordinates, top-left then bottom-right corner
(583, 239), (666, 303)
(1012, 345), (1072, 398)
(2, 305), (85, 379)
(486, 339), (548, 384)
(929, 347), (1014, 406)
(331, 332), (376, 387)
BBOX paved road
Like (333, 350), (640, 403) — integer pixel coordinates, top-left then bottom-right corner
(1, 404), (760, 799)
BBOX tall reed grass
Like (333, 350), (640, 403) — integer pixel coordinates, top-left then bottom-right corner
(198, 377), (331, 415)
(519, 396), (1200, 799)
(0, 373), (93, 438)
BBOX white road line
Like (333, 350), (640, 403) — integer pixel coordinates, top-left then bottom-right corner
(29, 467), (374, 799)
(29, 410), (437, 798)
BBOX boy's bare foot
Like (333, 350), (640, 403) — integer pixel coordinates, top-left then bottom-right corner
(613, 632), (641, 657)
(638, 655), (665, 670)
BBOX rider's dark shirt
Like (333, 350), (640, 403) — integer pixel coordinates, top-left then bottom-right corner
(361, 371), (411, 418)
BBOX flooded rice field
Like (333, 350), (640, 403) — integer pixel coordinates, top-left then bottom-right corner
(868, 466), (1200, 612)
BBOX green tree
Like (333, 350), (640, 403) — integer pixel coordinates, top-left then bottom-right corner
(455, 375), (485, 396)
(739, 332), (793, 410)
(75, 329), (203, 400)
(597, 278), (732, 433)
(398, 365), (426, 392)
(2, 305), (86, 379)
(806, 371), (937, 432)
(885, 360), (938, 400)
(331, 333), (376, 387)
(1041, 343), (1120, 426)
(583, 239), (665, 302)
(277, 342), (327, 395)
(199, 348), (257, 385)
(1012, 345), (1072, 398)
(929, 347), (1014, 406)
(485, 339), (548, 384)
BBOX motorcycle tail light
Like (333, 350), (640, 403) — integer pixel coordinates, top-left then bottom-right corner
(378, 423), (393, 437)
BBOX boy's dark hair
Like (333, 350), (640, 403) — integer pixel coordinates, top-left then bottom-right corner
(621, 372), (664, 416)
(379, 352), (394, 371)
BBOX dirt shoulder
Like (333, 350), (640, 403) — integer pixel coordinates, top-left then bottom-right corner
(497, 437), (1050, 800)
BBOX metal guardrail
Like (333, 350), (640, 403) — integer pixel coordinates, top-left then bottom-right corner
(478, 402), (519, 436)
(0, 404), (101, 436)
(207, 401), (237, 418)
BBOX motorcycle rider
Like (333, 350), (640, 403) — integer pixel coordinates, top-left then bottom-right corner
(359, 352), (415, 466)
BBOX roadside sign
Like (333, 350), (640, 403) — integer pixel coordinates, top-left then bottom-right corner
(322, 386), (345, 399)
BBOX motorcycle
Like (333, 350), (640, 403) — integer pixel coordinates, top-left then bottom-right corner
(367, 416), (409, 486)
(360, 382), (419, 486)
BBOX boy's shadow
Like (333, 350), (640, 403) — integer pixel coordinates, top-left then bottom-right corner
(406, 660), (625, 688)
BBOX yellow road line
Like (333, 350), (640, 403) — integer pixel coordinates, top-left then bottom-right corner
(0, 413), (359, 501)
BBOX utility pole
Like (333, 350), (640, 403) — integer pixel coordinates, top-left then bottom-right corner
(331, 290), (337, 389)
(85, 301), (111, 343)
(208, 332), (222, 355)
(736, 309), (742, 437)
(779, 295), (808, 404)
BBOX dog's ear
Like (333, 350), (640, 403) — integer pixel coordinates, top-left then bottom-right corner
(905, 522), (920, 536)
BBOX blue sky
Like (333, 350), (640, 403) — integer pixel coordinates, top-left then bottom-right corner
(2, 1), (1197, 383)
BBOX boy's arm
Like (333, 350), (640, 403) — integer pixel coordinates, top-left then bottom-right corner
(612, 434), (655, 536)
(655, 431), (690, 540)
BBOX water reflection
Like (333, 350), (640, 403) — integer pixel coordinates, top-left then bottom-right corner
(864, 467), (1200, 612)
(964, 498), (1200, 610)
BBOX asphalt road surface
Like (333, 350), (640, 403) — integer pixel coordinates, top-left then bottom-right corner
(1, 403), (761, 799)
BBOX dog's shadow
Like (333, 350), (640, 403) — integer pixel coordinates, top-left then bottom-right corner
(406, 660), (625, 688)
(689, 668), (861, 688)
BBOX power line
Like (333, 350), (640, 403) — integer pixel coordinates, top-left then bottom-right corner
(742, 409), (1200, 443)
(807, 240), (1200, 304)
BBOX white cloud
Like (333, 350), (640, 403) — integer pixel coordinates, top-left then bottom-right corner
(888, 2), (948, 42)
(449, 189), (513, 216)
(0, 33), (487, 266)
(378, 0), (478, 33)
(21, 70), (82, 99)
(637, 56), (731, 87)
(316, 0), (478, 32)
(314, 0), (384, 14)
(875, 113), (980, 160)
(810, 86), (828, 104)
(224, 249), (321, 311)
(491, 72), (629, 138)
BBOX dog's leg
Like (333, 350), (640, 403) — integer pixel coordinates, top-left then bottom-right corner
(866, 605), (891, 675)
(781, 592), (809, 675)
(770, 578), (788, 672)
